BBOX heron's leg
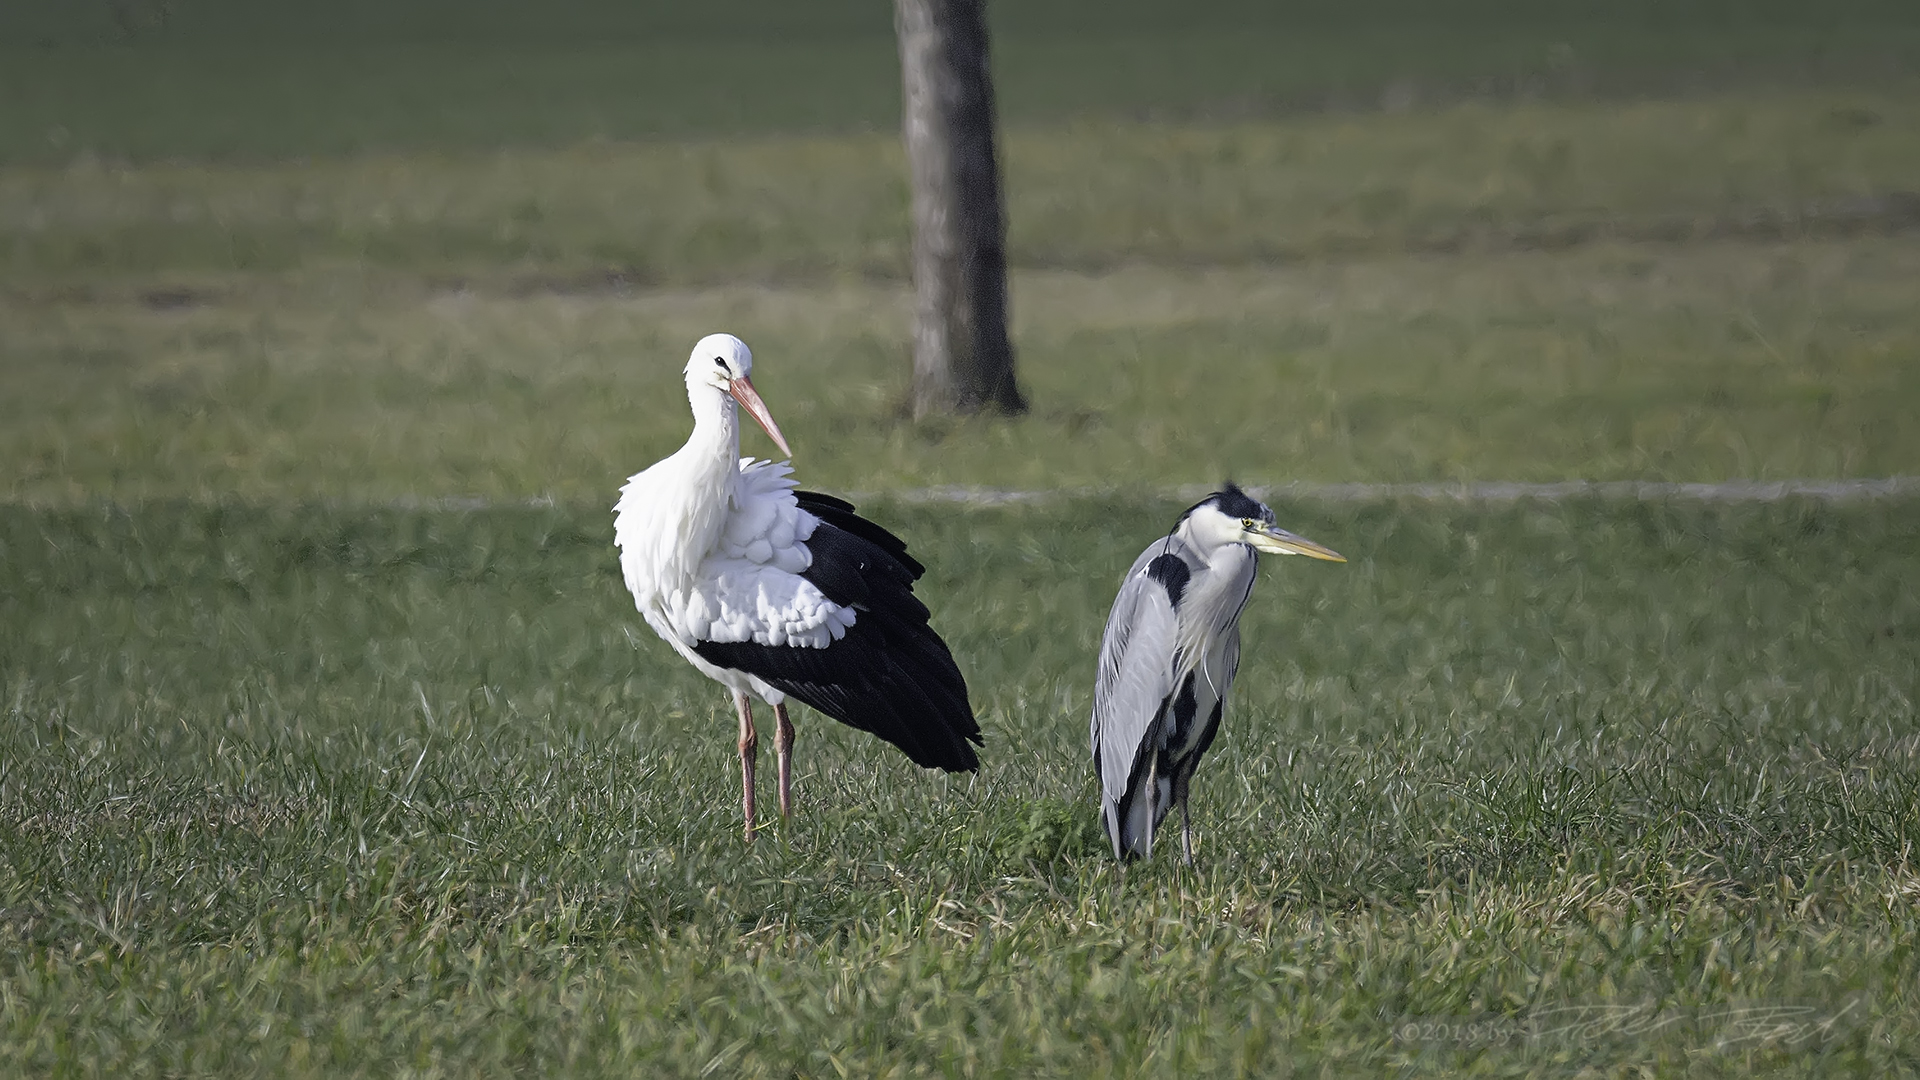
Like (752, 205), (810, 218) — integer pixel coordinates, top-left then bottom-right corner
(1172, 767), (1195, 867)
(1142, 750), (1161, 858)
(734, 690), (758, 841)
(774, 702), (796, 819)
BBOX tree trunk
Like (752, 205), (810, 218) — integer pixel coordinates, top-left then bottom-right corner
(894, 0), (1026, 418)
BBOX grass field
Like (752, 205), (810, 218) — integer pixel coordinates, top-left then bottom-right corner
(5, 0), (1920, 1073)
(4, 497), (1918, 1074)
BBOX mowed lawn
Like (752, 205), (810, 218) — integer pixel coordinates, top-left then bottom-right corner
(3, 496), (1918, 1074)
(6, 0), (1920, 1074)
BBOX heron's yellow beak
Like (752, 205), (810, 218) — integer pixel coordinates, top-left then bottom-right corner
(1245, 522), (1346, 562)
(727, 376), (793, 458)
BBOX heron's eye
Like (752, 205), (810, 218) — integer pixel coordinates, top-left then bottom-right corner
(1242, 518), (1257, 529)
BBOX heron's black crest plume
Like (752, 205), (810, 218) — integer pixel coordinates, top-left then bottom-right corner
(1174, 481), (1273, 528)
(1210, 482), (1272, 523)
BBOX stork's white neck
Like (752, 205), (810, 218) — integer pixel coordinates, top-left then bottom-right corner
(615, 383), (741, 608)
(664, 381), (741, 564)
(685, 381), (739, 465)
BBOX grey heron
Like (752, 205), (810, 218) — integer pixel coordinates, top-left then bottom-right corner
(1092, 484), (1345, 863)
(614, 334), (981, 840)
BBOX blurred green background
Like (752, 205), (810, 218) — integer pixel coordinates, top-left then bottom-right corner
(4, 0), (1920, 501)
(5, 3), (1920, 1075)
(6, 0), (1920, 160)
(3, 0), (1920, 495)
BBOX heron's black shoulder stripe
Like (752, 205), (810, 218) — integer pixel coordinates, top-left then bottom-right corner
(1145, 553), (1191, 605)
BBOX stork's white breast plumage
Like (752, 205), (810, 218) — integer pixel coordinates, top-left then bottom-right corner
(617, 459), (854, 684)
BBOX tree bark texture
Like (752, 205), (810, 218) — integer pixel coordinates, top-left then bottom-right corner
(894, 0), (1026, 417)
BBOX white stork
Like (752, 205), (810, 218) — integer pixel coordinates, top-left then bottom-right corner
(614, 333), (981, 838)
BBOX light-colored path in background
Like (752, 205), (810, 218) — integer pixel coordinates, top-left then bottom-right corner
(330, 477), (1920, 512)
(22, 479), (1912, 511)
(863, 478), (1920, 506)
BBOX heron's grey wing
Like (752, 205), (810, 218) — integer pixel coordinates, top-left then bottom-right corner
(1091, 552), (1182, 809)
(1221, 623), (1242, 695)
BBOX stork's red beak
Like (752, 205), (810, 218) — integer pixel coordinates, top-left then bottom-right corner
(727, 376), (793, 458)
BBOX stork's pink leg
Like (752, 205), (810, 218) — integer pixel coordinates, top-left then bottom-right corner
(774, 703), (796, 819)
(734, 690), (758, 840)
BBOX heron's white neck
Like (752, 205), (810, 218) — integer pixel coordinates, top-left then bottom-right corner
(1168, 520), (1258, 674)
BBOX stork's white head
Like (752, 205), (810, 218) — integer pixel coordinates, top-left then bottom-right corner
(684, 333), (792, 458)
(1176, 483), (1345, 562)
(686, 333), (755, 389)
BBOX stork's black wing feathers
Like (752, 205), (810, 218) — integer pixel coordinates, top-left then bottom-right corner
(692, 495), (979, 772)
(795, 491), (926, 578)
(788, 525), (929, 623)
(791, 490), (855, 515)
